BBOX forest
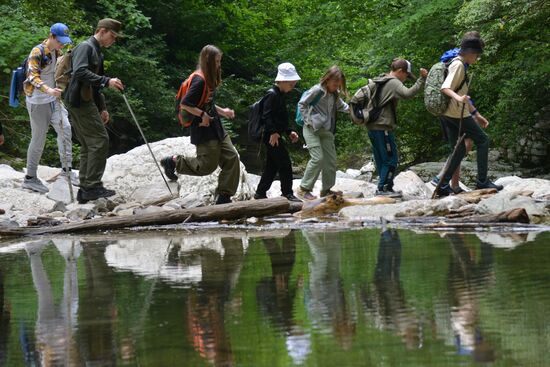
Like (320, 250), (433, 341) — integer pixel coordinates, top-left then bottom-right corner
(0, 0), (548, 173)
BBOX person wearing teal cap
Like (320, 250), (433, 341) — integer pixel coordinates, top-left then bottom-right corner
(22, 22), (76, 194)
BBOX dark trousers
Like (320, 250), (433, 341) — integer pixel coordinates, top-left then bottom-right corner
(368, 130), (398, 191)
(256, 140), (293, 196)
(440, 115), (489, 184)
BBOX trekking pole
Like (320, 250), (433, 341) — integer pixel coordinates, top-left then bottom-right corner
(57, 99), (75, 203)
(121, 92), (174, 197)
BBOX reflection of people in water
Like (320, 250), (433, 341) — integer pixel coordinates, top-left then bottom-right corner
(304, 230), (356, 350)
(0, 268), (11, 366)
(362, 229), (421, 349)
(185, 237), (244, 367)
(446, 233), (495, 362)
(77, 240), (117, 366)
(256, 231), (311, 365)
(25, 239), (81, 366)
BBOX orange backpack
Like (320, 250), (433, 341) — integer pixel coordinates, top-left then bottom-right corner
(175, 71), (210, 127)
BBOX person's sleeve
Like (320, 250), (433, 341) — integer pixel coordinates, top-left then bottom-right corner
(394, 77), (425, 99)
(262, 91), (277, 135)
(26, 47), (48, 93)
(72, 44), (110, 87)
(181, 76), (206, 107)
(441, 60), (464, 92)
(298, 86), (322, 117)
(337, 97), (349, 113)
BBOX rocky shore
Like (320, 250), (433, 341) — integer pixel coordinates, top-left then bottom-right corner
(1, 137), (549, 230)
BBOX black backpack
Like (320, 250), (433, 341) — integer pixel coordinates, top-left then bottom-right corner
(9, 44), (46, 108)
(248, 88), (276, 142)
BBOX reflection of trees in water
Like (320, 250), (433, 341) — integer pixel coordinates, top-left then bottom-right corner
(304, 230), (356, 350)
(0, 268), (10, 366)
(446, 234), (495, 363)
(185, 237), (244, 367)
(361, 229), (421, 350)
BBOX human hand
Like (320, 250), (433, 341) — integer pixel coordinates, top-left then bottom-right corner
(47, 87), (63, 98)
(221, 108), (235, 119)
(457, 94), (471, 104)
(420, 68), (428, 78)
(199, 113), (211, 127)
(101, 110), (110, 124)
(269, 133), (280, 147)
(289, 131), (299, 143)
(474, 113), (489, 128)
(108, 78), (124, 91)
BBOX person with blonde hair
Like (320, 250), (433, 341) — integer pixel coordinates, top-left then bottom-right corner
(161, 45), (240, 205)
(297, 66), (349, 200)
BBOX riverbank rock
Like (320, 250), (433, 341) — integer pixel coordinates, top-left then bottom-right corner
(393, 170), (432, 200)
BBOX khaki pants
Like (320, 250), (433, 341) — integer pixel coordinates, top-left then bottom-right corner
(175, 135), (240, 196)
(66, 101), (109, 188)
(300, 125), (336, 192)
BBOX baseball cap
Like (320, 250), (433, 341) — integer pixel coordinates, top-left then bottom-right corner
(50, 23), (72, 45)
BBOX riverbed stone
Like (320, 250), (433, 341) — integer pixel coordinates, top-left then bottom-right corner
(67, 207), (96, 221)
(393, 170), (432, 200)
(476, 190), (549, 221)
(0, 164), (24, 188)
(0, 188), (59, 216)
(46, 178), (79, 204)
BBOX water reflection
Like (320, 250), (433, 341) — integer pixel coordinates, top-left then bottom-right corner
(0, 228), (549, 366)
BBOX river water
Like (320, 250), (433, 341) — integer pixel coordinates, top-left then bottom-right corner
(0, 227), (549, 366)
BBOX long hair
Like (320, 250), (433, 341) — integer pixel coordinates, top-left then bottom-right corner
(319, 65), (348, 97)
(198, 45), (222, 90)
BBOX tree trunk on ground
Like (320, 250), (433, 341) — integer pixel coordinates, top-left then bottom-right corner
(0, 197), (291, 237)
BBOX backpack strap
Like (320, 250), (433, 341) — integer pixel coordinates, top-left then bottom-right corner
(449, 57), (469, 93)
(194, 71), (210, 108)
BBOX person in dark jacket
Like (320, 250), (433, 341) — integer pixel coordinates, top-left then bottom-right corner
(254, 63), (301, 202)
(161, 45), (240, 205)
(63, 18), (125, 203)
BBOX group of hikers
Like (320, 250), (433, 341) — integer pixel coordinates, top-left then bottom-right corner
(10, 18), (503, 206)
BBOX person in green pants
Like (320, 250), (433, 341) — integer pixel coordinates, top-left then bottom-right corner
(63, 18), (125, 203)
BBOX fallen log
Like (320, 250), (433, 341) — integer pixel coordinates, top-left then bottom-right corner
(455, 188), (497, 203)
(0, 197), (291, 237)
(446, 207), (530, 224)
(296, 193), (396, 218)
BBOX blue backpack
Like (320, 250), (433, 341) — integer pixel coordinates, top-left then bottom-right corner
(295, 90), (323, 127)
(9, 44), (46, 108)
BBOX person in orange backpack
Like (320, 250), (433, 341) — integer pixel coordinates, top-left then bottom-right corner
(161, 45), (240, 205)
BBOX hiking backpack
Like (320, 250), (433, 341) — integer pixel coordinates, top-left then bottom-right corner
(175, 71), (209, 127)
(247, 88), (276, 142)
(55, 49), (72, 91)
(295, 90), (323, 127)
(349, 79), (390, 125)
(424, 58), (467, 116)
(9, 44), (46, 108)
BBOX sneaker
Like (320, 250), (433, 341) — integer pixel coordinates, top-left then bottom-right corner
(60, 169), (79, 186)
(451, 185), (466, 194)
(160, 156), (178, 181)
(254, 192), (267, 200)
(320, 189), (343, 197)
(430, 176), (440, 186)
(215, 194), (232, 205)
(475, 179), (503, 191)
(22, 176), (49, 193)
(77, 188), (88, 204)
(375, 189), (403, 198)
(297, 187), (317, 201)
(81, 186), (116, 201)
(283, 193), (302, 202)
(435, 184), (453, 197)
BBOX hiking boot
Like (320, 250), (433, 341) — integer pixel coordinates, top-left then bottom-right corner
(435, 184), (453, 197)
(375, 189), (403, 198)
(76, 188), (88, 204)
(283, 193), (302, 202)
(297, 187), (317, 201)
(254, 192), (267, 200)
(81, 186), (116, 201)
(215, 194), (232, 205)
(475, 179), (503, 191)
(320, 189), (343, 197)
(22, 176), (49, 193)
(160, 156), (178, 181)
(60, 169), (79, 186)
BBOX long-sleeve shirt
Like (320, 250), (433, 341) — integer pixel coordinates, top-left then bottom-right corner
(262, 86), (294, 137)
(24, 40), (59, 104)
(367, 75), (425, 131)
(298, 84), (349, 133)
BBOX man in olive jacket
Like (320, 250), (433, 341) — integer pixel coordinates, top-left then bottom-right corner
(367, 59), (428, 197)
(64, 18), (125, 203)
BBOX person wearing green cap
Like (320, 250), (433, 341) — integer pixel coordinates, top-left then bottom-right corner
(64, 18), (125, 203)
(22, 23), (76, 194)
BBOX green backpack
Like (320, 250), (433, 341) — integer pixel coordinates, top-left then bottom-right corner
(424, 58), (467, 116)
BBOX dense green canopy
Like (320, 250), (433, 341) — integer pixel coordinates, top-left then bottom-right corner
(0, 0), (548, 171)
